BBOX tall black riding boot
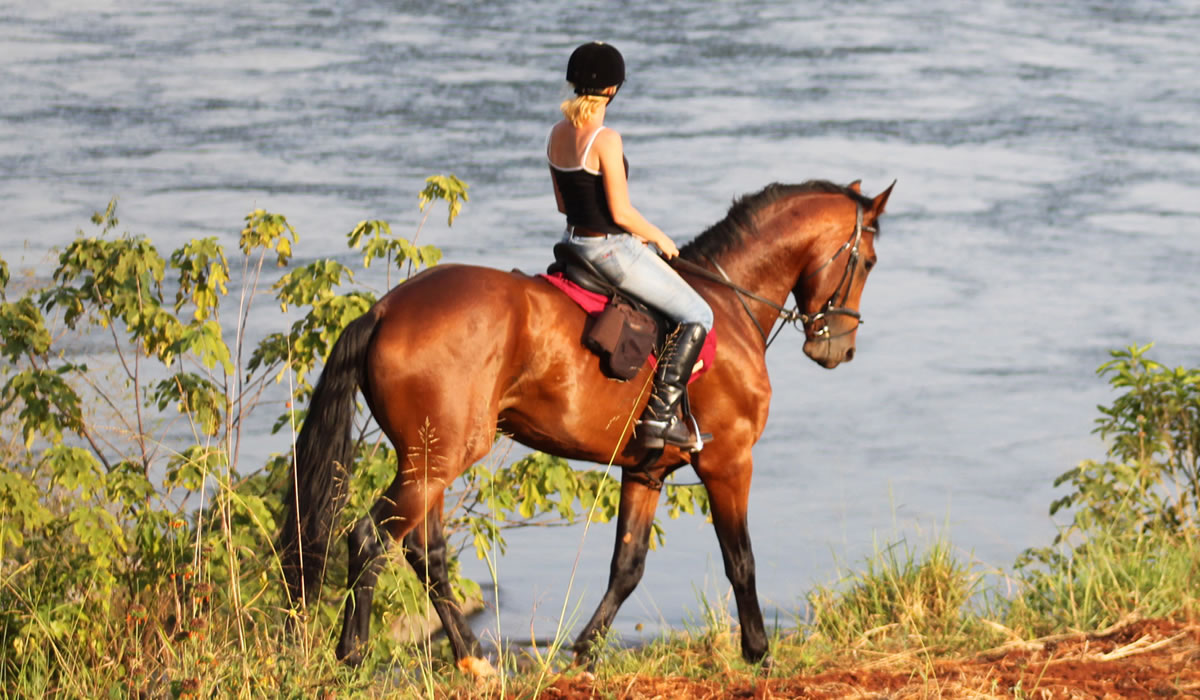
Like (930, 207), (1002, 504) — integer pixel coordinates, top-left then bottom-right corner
(640, 323), (707, 449)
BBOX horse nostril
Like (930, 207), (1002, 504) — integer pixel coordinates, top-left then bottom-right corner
(844, 347), (855, 362)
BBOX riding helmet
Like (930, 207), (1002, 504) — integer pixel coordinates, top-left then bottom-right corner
(566, 41), (625, 96)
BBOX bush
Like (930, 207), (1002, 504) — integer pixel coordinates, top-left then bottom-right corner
(0, 182), (709, 696)
(1050, 343), (1200, 536)
(1013, 344), (1200, 634)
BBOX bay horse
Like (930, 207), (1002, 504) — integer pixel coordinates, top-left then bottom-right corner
(279, 179), (893, 670)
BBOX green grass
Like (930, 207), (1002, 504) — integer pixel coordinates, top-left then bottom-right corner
(4, 523), (1198, 698)
(1008, 525), (1200, 637)
(805, 536), (983, 651)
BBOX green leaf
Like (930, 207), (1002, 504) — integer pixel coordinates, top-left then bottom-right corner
(1049, 343), (1200, 538)
(45, 445), (105, 498)
(251, 291), (374, 395)
(347, 220), (396, 269)
(0, 469), (52, 559)
(69, 505), (126, 561)
(170, 319), (233, 373)
(274, 259), (354, 312)
(0, 295), (53, 361)
(91, 197), (120, 233)
(0, 367), (85, 446)
(152, 372), (224, 436)
(419, 174), (470, 227)
(165, 445), (225, 491)
(240, 209), (297, 266)
(170, 237), (230, 321)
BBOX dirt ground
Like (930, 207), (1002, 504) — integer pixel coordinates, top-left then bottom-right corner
(536, 619), (1200, 699)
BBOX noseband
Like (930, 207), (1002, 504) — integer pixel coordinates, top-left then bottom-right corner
(673, 201), (873, 350)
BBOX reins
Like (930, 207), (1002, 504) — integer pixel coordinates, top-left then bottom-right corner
(671, 201), (874, 351)
(670, 256), (799, 349)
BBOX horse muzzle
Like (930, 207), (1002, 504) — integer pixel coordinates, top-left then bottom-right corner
(801, 310), (860, 369)
(803, 336), (855, 369)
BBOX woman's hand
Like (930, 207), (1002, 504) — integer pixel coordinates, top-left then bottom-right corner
(654, 234), (680, 259)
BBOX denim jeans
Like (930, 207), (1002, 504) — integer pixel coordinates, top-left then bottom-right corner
(563, 230), (714, 330)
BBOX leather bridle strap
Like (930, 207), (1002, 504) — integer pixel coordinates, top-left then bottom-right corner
(797, 204), (870, 342)
(706, 256), (798, 350)
(669, 201), (874, 350)
(670, 256), (801, 349)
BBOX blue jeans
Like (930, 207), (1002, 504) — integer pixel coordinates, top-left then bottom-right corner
(563, 231), (714, 331)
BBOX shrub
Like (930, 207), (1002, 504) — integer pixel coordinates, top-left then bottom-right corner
(1013, 344), (1200, 633)
(0, 181), (710, 696)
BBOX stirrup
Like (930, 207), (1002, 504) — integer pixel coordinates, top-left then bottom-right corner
(685, 413), (708, 452)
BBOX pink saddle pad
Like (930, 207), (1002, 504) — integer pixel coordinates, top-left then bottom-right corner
(538, 272), (716, 384)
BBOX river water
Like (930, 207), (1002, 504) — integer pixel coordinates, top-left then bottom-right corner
(3, 0), (1198, 650)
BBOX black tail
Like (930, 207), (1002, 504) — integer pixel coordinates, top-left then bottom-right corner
(278, 309), (381, 610)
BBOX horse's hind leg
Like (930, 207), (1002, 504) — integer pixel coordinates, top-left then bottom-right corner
(401, 492), (483, 662)
(336, 471), (449, 665)
(573, 471), (664, 667)
(336, 425), (494, 669)
(336, 489), (401, 665)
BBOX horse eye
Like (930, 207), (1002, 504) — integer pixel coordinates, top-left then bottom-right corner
(864, 258), (876, 272)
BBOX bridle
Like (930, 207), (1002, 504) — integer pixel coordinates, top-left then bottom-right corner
(672, 201), (874, 350)
(793, 202), (872, 344)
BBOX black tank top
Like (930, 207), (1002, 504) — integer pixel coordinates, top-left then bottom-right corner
(548, 126), (629, 235)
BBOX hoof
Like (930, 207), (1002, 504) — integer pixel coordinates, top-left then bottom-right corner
(337, 648), (364, 668)
(756, 653), (774, 676)
(336, 637), (365, 667)
(457, 656), (497, 678)
(572, 648), (599, 672)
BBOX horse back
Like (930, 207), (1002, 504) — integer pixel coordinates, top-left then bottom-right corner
(365, 264), (659, 464)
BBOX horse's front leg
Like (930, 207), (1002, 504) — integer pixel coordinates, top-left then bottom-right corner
(698, 457), (771, 668)
(573, 470), (664, 667)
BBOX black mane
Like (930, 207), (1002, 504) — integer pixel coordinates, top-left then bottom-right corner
(679, 180), (874, 263)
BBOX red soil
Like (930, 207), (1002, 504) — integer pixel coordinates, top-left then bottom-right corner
(532, 619), (1200, 699)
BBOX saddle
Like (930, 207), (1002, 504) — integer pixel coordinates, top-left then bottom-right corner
(546, 243), (666, 381)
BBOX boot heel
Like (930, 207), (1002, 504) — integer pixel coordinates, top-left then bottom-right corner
(641, 434), (665, 450)
(638, 419), (668, 449)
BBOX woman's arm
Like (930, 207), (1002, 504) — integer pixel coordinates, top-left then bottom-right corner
(594, 129), (680, 258)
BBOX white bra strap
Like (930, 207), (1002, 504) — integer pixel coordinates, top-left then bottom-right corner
(546, 125), (606, 170)
(579, 126), (607, 165)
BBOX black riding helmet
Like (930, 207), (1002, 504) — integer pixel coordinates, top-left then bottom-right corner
(566, 41), (625, 97)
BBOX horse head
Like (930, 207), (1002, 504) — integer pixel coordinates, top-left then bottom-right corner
(792, 180), (893, 369)
(679, 179), (894, 369)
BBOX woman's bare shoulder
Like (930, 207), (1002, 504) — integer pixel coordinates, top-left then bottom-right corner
(593, 125), (624, 150)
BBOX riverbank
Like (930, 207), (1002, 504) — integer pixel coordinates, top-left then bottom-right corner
(3, 210), (1197, 697)
(534, 617), (1200, 699)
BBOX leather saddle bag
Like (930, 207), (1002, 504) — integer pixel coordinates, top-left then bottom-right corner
(584, 299), (658, 381)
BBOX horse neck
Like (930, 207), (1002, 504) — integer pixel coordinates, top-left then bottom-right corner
(710, 193), (839, 339)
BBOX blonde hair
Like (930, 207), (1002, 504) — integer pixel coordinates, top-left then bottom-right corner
(559, 85), (617, 127)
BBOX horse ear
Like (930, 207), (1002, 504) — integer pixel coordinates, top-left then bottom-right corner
(848, 180), (862, 194)
(868, 180), (896, 220)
